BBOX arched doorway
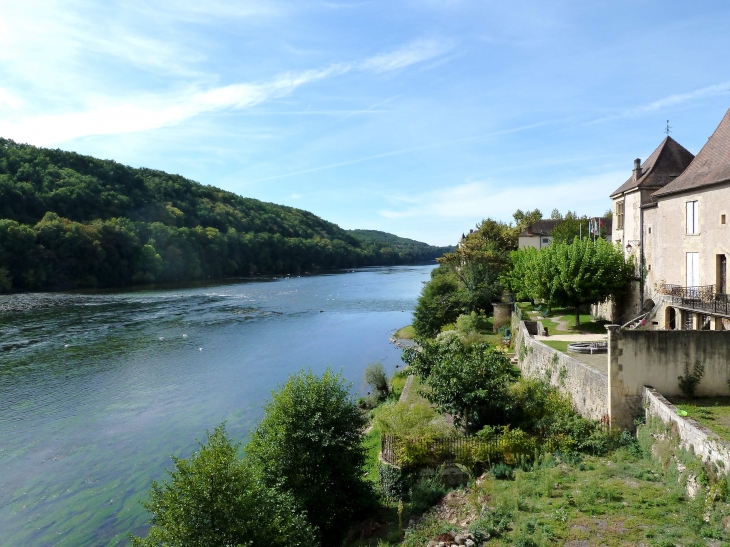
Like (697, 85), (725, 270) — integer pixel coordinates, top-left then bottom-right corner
(665, 306), (676, 330)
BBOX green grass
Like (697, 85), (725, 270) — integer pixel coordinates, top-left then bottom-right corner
(399, 447), (728, 547)
(541, 340), (570, 353)
(671, 397), (730, 443)
(394, 325), (416, 339)
(363, 427), (382, 486)
(516, 303), (609, 335)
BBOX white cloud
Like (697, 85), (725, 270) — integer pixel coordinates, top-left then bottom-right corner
(359, 39), (450, 73)
(0, 32), (448, 146)
(378, 171), (624, 221)
(290, 193), (303, 199)
(591, 81), (730, 124)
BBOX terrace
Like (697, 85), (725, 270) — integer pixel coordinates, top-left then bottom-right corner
(661, 284), (730, 317)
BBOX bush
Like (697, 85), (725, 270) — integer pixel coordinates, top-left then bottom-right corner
(468, 508), (512, 539)
(408, 472), (448, 512)
(456, 311), (491, 334)
(246, 369), (374, 546)
(364, 361), (390, 402)
(403, 337), (519, 434)
(374, 400), (454, 439)
(131, 425), (316, 547)
(490, 462), (514, 480)
(678, 361), (704, 398)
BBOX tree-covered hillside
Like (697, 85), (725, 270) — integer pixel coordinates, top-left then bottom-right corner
(0, 139), (448, 291)
(346, 229), (453, 263)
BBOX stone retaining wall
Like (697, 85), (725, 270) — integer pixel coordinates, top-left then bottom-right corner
(643, 386), (730, 471)
(515, 321), (609, 422)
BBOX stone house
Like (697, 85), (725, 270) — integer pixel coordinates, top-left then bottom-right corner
(518, 219), (560, 249)
(606, 108), (730, 330)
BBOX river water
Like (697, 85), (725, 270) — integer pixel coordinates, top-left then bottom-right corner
(0, 264), (434, 546)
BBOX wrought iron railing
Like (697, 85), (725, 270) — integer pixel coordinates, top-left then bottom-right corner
(661, 284), (730, 316)
(380, 434), (559, 468)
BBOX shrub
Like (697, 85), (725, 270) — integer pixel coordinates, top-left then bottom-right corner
(403, 337), (519, 434)
(374, 400), (454, 439)
(490, 462), (514, 480)
(364, 361), (390, 402)
(408, 471), (448, 512)
(246, 369), (374, 546)
(678, 361), (705, 398)
(468, 507), (513, 539)
(131, 425), (316, 547)
(456, 311), (491, 334)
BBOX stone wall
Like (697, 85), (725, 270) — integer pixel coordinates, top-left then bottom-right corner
(515, 321), (609, 422)
(644, 386), (730, 471)
(608, 327), (730, 430)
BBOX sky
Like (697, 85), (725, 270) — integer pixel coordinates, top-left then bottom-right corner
(1, 1), (730, 245)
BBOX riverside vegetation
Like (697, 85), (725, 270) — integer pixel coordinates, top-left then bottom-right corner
(0, 139), (451, 292)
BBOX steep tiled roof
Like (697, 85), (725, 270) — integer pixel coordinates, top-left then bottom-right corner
(653, 108), (730, 198)
(518, 219), (561, 237)
(610, 136), (695, 197)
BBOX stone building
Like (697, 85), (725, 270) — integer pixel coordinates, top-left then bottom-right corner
(606, 136), (695, 322)
(605, 108), (730, 330)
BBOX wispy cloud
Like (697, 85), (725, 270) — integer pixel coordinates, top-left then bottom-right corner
(379, 171), (624, 221)
(0, 35), (448, 146)
(360, 39), (450, 73)
(591, 81), (730, 124)
(252, 120), (551, 182)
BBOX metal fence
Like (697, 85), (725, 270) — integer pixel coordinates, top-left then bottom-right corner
(380, 434), (557, 468)
(661, 284), (730, 316)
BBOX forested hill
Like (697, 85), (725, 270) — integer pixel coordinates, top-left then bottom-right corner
(0, 138), (448, 291)
(346, 229), (453, 263)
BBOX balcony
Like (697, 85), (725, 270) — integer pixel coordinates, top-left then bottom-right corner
(661, 284), (730, 316)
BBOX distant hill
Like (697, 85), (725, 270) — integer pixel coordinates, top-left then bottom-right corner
(346, 229), (453, 263)
(0, 139), (451, 291)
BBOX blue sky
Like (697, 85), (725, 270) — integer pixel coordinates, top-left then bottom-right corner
(1, 1), (730, 245)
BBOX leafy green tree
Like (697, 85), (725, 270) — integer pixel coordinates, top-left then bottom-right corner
(246, 369), (373, 546)
(503, 246), (557, 308)
(512, 208), (543, 233)
(412, 269), (464, 336)
(403, 338), (519, 434)
(550, 238), (632, 325)
(131, 425), (316, 547)
(363, 361), (390, 401)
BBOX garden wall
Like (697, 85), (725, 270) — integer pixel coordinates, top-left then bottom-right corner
(608, 327), (730, 430)
(515, 321), (609, 422)
(643, 386), (730, 471)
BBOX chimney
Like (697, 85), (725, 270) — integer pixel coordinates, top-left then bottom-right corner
(633, 158), (642, 181)
(527, 226), (533, 235)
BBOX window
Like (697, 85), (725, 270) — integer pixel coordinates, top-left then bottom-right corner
(616, 201), (624, 229)
(648, 226), (652, 234)
(686, 252), (699, 287)
(722, 214), (726, 225)
(686, 200), (699, 234)
(542, 238), (549, 243)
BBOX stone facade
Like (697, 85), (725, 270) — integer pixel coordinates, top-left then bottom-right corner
(644, 386), (730, 472)
(515, 321), (608, 422)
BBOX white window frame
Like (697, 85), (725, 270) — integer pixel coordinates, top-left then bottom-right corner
(686, 252), (699, 287)
(616, 201), (624, 230)
(686, 201), (699, 235)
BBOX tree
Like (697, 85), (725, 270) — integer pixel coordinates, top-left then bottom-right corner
(550, 238), (633, 325)
(0, 267), (11, 292)
(246, 369), (373, 546)
(131, 425), (316, 547)
(363, 361), (390, 401)
(402, 338), (519, 434)
(412, 269), (464, 336)
(550, 209), (562, 220)
(512, 208), (543, 233)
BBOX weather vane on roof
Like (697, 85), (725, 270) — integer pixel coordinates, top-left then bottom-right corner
(665, 120), (672, 136)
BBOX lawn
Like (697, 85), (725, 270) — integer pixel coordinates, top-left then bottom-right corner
(670, 397), (730, 443)
(517, 302), (609, 336)
(400, 447), (728, 547)
(394, 325), (416, 339)
(541, 340), (570, 353)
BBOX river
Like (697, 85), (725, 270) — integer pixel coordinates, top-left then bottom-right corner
(0, 264), (434, 546)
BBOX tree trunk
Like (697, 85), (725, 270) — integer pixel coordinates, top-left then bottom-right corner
(575, 305), (581, 327)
